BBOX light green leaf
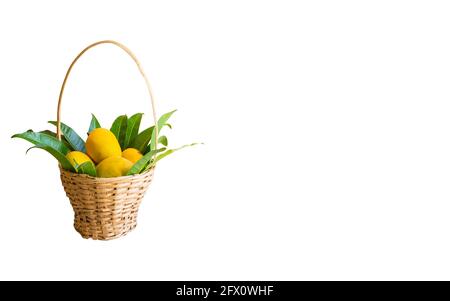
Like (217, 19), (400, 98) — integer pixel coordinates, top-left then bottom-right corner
(48, 121), (86, 152)
(158, 136), (168, 146)
(127, 148), (166, 175)
(110, 115), (128, 149)
(13, 130), (74, 172)
(144, 133), (169, 154)
(130, 126), (154, 153)
(150, 110), (176, 151)
(76, 161), (97, 177)
(148, 143), (201, 168)
(88, 114), (101, 133)
(124, 113), (143, 148)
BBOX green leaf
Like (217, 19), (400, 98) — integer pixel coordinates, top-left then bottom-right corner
(76, 161), (97, 177)
(12, 130), (70, 155)
(149, 143), (201, 168)
(124, 113), (143, 148)
(27, 145), (75, 172)
(13, 130), (74, 171)
(158, 135), (168, 146)
(130, 126), (154, 153)
(110, 115), (128, 149)
(127, 111), (175, 153)
(88, 114), (101, 133)
(144, 144), (151, 154)
(48, 121), (86, 152)
(127, 148), (166, 175)
(150, 110), (176, 151)
(39, 130), (58, 136)
(39, 130), (72, 150)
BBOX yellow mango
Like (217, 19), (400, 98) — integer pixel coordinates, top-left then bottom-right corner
(122, 148), (143, 163)
(96, 156), (133, 178)
(66, 151), (93, 169)
(85, 128), (121, 164)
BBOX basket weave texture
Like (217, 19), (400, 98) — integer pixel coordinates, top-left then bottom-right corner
(60, 167), (154, 240)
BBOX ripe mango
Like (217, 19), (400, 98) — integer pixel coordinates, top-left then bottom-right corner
(122, 148), (143, 163)
(86, 128), (121, 164)
(66, 151), (93, 169)
(96, 156), (133, 178)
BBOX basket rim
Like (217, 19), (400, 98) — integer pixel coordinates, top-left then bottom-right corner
(59, 165), (155, 182)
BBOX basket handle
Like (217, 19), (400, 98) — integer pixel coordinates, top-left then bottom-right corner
(56, 40), (158, 151)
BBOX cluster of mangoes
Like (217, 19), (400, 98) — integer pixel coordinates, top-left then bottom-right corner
(68, 128), (143, 177)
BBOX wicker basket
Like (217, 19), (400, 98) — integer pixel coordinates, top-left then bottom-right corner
(56, 40), (158, 240)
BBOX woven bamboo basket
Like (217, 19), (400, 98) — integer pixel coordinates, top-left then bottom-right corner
(56, 40), (158, 240)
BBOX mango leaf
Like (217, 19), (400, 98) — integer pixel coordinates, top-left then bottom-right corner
(39, 130), (72, 150)
(150, 110), (176, 151)
(76, 161), (97, 177)
(48, 121), (86, 152)
(26, 145), (75, 172)
(12, 130), (70, 155)
(143, 133), (169, 154)
(148, 143), (201, 168)
(144, 144), (150, 154)
(124, 113), (143, 148)
(110, 115), (128, 149)
(158, 135), (168, 146)
(88, 114), (101, 133)
(130, 126), (154, 153)
(127, 148), (166, 175)
(13, 130), (74, 171)
(39, 130), (58, 136)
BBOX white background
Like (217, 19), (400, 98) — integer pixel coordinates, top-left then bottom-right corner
(1, 0), (450, 280)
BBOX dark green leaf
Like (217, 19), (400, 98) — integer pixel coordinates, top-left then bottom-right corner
(76, 161), (97, 177)
(130, 126), (154, 153)
(88, 114), (101, 133)
(144, 144), (151, 154)
(48, 121), (86, 152)
(110, 115), (128, 149)
(158, 136), (168, 146)
(12, 130), (70, 155)
(124, 113), (143, 148)
(14, 131), (74, 172)
(39, 130), (57, 136)
(127, 148), (166, 175)
(148, 143), (201, 168)
(27, 145), (75, 171)
(39, 130), (72, 150)
(150, 110), (176, 151)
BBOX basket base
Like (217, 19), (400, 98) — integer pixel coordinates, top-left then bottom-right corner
(73, 210), (140, 240)
(74, 222), (137, 240)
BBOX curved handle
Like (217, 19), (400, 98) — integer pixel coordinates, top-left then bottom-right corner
(56, 40), (158, 151)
